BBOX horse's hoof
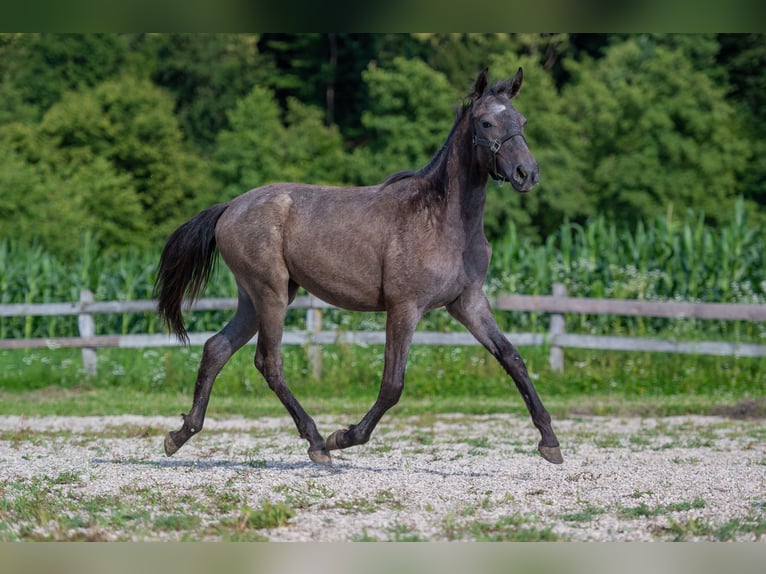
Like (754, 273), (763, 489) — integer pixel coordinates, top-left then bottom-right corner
(326, 428), (346, 451)
(308, 446), (332, 466)
(538, 444), (564, 464)
(164, 433), (180, 457)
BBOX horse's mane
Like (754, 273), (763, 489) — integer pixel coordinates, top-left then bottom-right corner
(379, 98), (473, 199)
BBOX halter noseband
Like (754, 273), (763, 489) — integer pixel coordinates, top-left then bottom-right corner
(471, 119), (526, 183)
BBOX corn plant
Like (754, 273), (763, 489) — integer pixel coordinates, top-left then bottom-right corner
(0, 199), (763, 342)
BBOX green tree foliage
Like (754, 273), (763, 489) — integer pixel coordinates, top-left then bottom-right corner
(561, 37), (751, 227)
(141, 33), (275, 152)
(0, 33), (128, 117)
(358, 57), (458, 182)
(0, 121), (146, 259)
(43, 76), (216, 233)
(718, 33), (766, 208)
(215, 86), (350, 199)
(0, 33), (764, 260)
(0, 74), (215, 257)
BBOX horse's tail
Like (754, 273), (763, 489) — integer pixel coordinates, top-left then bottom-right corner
(154, 203), (229, 344)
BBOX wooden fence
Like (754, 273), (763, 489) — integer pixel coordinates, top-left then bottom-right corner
(1, 284), (764, 376)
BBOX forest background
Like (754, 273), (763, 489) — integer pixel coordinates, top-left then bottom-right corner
(1, 32), (764, 259)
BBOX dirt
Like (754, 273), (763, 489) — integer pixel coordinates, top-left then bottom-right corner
(0, 413), (764, 541)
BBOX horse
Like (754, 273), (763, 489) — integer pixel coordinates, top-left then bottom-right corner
(154, 67), (563, 466)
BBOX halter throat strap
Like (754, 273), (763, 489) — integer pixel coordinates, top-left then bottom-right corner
(471, 120), (526, 182)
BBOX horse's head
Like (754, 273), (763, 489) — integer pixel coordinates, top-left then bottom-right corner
(470, 68), (539, 192)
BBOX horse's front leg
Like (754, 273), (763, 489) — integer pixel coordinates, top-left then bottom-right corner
(326, 304), (420, 453)
(447, 288), (563, 464)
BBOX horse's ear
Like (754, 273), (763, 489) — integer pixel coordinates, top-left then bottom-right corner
(509, 67), (523, 98)
(473, 67), (489, 98)
(496, 67), (524, 99)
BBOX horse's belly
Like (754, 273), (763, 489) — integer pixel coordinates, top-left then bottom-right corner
(286, 253), (386, 313)
(292, 272), (385, 312)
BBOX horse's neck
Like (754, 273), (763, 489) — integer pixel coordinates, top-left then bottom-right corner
(443, 124), (489, 236)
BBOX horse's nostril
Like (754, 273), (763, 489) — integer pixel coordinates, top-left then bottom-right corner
(515, 165), (527, 182)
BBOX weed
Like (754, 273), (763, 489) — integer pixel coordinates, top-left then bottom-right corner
(351, 528), (379, 542)
(619, 497), (706, 518)
(231, 501), (295, 530)
(561, 505), (606, 523)
(565, 471), (601, 482)
(51, 470), (80, 485)
(273, 480), (335, 510)
(593, 433), (623, 448)
(153, 513), (202, 532)
(334, 497), (378, 515)
(205, 488), (243, 514)
(413, 431), (435, 445)
(386, 521), (428, 542)
(465, 436), (491, 449)
(653, 517), (714, 541)
(630, 489), (654, 499)
(468, 514), (560, 541)
(374, 489), (403, 510)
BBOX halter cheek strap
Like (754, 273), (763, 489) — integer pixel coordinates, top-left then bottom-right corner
(472, 121), (526, 183)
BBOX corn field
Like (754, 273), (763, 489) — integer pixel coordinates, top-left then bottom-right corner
(1, 200), (764, 342)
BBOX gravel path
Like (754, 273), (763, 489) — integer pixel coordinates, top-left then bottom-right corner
(1, 413), (764, 541)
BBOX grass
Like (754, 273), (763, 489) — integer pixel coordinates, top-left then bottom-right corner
(0, 471), (299, 542)
(468, 514), (560, 541)
(0, 344), (763, 419)
(619, 497), (707, 519)
(561, 505), (606, 523)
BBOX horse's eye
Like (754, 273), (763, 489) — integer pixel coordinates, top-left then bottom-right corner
(481, 121), (492, 129)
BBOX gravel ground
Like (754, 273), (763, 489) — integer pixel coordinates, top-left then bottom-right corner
(0, 413), (764, 541)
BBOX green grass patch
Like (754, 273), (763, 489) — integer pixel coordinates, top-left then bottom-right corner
(226, 502), (295, 531)
(1, 344), (763, 419)
(468, 513), (560, 541)
(561, 505), (607, 523)
(619, 497), (706, 519)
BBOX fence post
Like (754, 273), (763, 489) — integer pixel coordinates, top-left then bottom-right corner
(78, 289), (98, 376)
(306, 296), (323, 380)
(549, 283), (566, 372)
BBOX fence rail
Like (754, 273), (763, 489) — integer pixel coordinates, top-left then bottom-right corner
(1, 285), (764, 376)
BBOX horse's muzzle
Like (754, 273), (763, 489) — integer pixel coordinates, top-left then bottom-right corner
(510, 160), (540, 192)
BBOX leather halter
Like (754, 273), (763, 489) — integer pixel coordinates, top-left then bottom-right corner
(471, 119), (526, 183)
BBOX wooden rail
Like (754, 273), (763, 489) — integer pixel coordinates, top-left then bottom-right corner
(1, 285), (764, 375)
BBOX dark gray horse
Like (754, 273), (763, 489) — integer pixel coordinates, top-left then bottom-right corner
(155, 68), (563, 466)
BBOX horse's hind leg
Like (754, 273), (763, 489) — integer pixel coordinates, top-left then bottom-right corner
(164, 285), (257, 456)
(253, 286), (331, 465)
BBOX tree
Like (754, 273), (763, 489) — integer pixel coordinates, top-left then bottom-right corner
(717, 33), (766, 212)
(141, 33), (275, 152)
(214, 85), (351, 199)
(0, 123), (146, 258)
(41, 75), (216, 234)
(1, 34), (128, 116)
(0, 75), (216, 256)
(258, 33), (380, 138)
(358, 57), (458, 183)
(560, 37), (750, 227)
